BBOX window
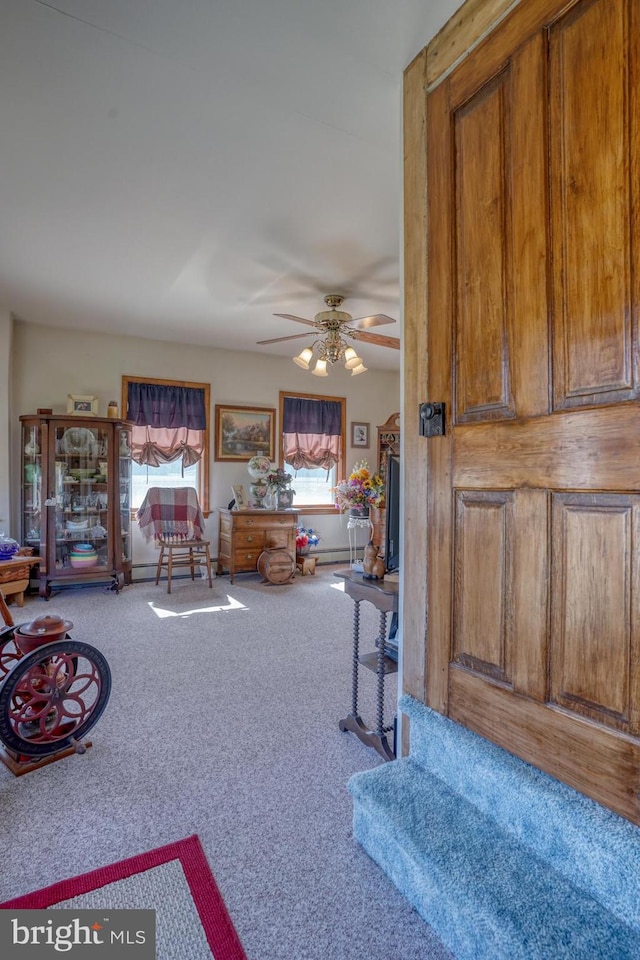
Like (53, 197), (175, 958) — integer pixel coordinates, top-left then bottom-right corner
(278, 391), (345, 511)
(130, 457), (199, 510)
(122, 376), (210, 514)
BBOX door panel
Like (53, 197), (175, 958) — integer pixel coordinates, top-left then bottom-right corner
(426, 0), (640, 822)
(454, 71), (514, 422)
(550, 494), (640, 732)
(549, 0), (637, 408)
(550, 0), (636, 409)
(453, 491), (513, 683)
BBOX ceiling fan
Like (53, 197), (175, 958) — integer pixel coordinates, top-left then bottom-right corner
(256, 294), (399, 377)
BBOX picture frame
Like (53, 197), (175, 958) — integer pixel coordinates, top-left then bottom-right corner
(215, 404), (275, 461)
(67, 394), (99, 417)
(230, 484), (246, 510)
(351, 421), (370, 448)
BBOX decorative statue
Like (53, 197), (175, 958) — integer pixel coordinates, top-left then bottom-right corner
(362, 540), (385, 580)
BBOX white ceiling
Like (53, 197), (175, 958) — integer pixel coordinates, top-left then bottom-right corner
(0, 0), (459, 371)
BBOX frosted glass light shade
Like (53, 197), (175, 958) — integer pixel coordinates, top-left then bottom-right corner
(343, 346), (362, 370)
(293, 347), (313, 369)
(350, 362), (368, 376)
(311, 358), (328, 377)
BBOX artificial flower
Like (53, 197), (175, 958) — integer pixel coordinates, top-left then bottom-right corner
(296, 526), (320, 550)
(334, 460), (384, 510)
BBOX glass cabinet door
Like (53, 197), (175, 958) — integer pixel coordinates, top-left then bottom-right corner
(119, 428), (132, 566)
(22, 421), (43, 550)
(53, 422), (110, 574)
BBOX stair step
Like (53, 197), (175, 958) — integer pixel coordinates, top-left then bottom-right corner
(399, 694), (640, 926)
(349, 758), (640, 960)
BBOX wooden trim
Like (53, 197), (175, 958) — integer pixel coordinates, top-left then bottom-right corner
(425, 74), (455, 716)
(402, 50), (429, 706)
(121, 375), (211, 515)
(426, 0), (525, 89)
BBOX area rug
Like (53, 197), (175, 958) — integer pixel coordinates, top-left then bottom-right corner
(0, 835), (246, 960)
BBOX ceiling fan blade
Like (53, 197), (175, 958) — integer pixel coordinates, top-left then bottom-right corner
(351, 330), (400, 350)
(273, 313), (317, 328)
(350, 314), (397, 330)
(257, 332), (316, 345)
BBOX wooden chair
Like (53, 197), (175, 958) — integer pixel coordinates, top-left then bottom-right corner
(137, 486), (213, 593)
(155, 538), (212, 594)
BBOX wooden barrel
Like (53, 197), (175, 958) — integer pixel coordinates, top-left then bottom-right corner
(257, 548), (295, 584)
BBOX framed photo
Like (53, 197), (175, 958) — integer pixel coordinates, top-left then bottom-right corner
(67, 394), (99, 417)
(351, 421), (370, 448)
(215, 405), (275, 461)
(230, 484), (246, 510)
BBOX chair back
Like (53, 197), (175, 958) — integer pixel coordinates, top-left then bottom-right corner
(137, 487), (205, 543)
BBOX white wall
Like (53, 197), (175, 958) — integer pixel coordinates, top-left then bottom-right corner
(9, 319), (400, 571)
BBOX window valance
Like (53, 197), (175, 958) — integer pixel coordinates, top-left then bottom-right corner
(282, 397), (341, 472)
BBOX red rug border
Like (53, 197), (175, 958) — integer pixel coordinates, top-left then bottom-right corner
(0, 834), (246, 960)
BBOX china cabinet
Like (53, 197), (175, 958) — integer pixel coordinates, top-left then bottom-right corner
(20, 414), (132, 597)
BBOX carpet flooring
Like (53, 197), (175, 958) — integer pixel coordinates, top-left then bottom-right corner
(0, 566), (452, 960)
(1, 835), (246, 960)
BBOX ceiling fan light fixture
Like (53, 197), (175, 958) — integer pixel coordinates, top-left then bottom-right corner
(293, 347), (314, 369)
(350, 362), (368, 376)
(311, 358), (328, 377)
(343, 346), (362, 370)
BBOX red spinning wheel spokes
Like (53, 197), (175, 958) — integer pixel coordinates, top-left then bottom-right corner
(0, 640), (111, 757)
(0, 628), (21, 679)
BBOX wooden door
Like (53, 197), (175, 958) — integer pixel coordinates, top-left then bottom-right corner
(425, 0), (640, 822)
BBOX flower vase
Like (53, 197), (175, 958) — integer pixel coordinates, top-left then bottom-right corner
(297, 544), (311, 557)
(349, 504), (370, 520)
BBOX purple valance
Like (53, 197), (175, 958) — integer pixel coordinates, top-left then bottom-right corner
(127, 382), (206, 430)
(283, 397), (341, 472)
(282, 397), (341, 435)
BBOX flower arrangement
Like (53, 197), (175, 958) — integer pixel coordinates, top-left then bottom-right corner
(334, 460), (384, 511)
(296, 526), (320, 554)
(265, 466), (294, 492)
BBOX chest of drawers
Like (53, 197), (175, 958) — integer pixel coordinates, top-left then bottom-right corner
(217, 508), (298, 582)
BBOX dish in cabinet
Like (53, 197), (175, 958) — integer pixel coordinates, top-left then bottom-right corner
(61, 427), (97, 456)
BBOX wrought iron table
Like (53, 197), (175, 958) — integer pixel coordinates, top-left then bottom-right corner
(334, 569), (399, 761)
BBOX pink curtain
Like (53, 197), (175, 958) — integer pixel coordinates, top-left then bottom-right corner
(282, 396), (341, 472)
(283, 433), (340, 471)
(131, 425), (204, 469)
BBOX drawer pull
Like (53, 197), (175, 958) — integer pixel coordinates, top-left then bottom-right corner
(245, 519), (255, 526)
(246, 536), (254, 542)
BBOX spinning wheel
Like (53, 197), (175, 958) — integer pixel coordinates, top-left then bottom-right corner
(0, 600), (111, 774)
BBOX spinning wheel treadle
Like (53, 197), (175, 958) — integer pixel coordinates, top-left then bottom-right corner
(0, 639), (111, 758)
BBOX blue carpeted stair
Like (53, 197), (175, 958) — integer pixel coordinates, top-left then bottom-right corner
(348, 694), (640, 959)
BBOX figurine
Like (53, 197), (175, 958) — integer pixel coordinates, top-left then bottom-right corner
(362, 540), (385, 580)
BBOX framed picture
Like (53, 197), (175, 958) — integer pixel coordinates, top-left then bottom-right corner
(351, 421), (370, 448)
(230, 484), (246, 510)
(215, 405), (275, 461)
(67, 394), (99, 417)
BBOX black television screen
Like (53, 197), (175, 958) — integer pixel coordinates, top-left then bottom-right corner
(384, 454), (400, 573)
